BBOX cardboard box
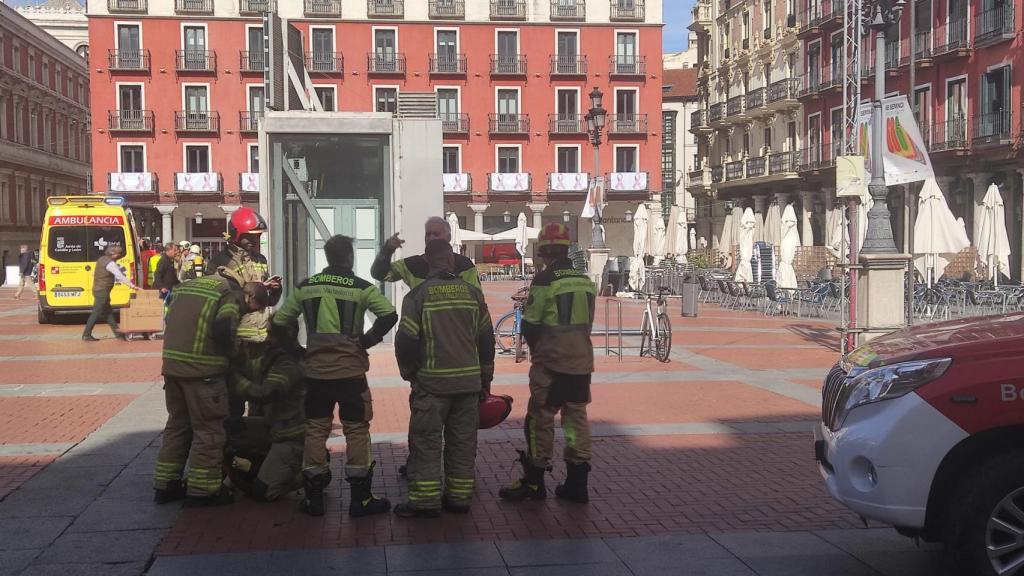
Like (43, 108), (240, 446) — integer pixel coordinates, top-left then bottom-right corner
(120, 290), (164, 333)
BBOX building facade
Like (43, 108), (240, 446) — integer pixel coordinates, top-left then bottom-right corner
(0, 2), (91, 265)
(662, 66), (699, 233)
(15, 0), (89, 60)
(796, 0), (1024, 279)
(87, 0), (663, 259)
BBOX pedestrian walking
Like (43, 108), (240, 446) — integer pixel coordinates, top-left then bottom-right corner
(14, 245), (37, 299)
(152, 276), (260, 507)
(153, 242), (180, 301)
(82, 245), (138, 341)
(499, 223), (596, 504)
(273, 234), (398, 517)
(393, 239), (495, 518)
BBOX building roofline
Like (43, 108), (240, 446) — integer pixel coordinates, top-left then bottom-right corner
(0, 2), (88, 73)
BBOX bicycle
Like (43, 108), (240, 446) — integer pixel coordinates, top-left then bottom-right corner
(494, 286), (529, 362)
(639, 287), (672, 363)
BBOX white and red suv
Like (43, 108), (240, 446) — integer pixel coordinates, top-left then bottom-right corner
(815, 313), (1024, 576)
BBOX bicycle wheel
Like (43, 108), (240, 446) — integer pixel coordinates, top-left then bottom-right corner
(655, 314), (672, 362)
(494, 312), (517, 353)
(639, 312), (652, 358)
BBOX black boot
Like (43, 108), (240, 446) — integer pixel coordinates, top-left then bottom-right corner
(183, 488), (234, 508)
(301, 473), (328, 517)
(154, 479), (187, 504)
(555, 461), (591, 504)
(347, 464), (391, 518)
(498, 451), (547, 502)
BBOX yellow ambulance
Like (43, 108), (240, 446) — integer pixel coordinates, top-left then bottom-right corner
(37, 196), (141, 324)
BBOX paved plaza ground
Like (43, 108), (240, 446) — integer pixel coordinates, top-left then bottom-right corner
(0, 282), (953, 575)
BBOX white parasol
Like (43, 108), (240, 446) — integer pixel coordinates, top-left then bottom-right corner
(777, 204), (800, 289)
(764, 202), (782, 247)
(650, 213), (667, 265)
(674, 206), (689, 263)
(975, 183), (1011, 284)
(665, 205), (680, 256)
(447, 212), (463, 253)
(629, 203), (649, 291)
(718, 209), (735, 268)
(735, 208), (756, 283)
(913, 178), (970, 286)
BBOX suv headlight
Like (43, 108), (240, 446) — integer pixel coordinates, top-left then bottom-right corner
(835, 358), (952, 428)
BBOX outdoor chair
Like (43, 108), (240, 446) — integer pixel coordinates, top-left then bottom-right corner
(764, 281), (793, 316)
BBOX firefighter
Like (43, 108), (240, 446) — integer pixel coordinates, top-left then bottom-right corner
(181, 244), (205, 280)
(393, 239), (495, 518)
(226, 313), (305, 502)
(273, 234), (398, 518)
(499, 223), (596, 504)
(152, 277), (263, 507)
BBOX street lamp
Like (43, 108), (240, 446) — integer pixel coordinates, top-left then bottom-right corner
(585, 87), (608, 248)
(861, 0), (905, 254)
(194, 211), (203, 225)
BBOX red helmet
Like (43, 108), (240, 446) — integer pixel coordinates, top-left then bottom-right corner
(536, 223), (571, 249)
(227, 207), (268, 243)
(478, 393), (514, 430)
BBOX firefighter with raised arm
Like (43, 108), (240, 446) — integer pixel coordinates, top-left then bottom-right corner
(371, 216), (481, 290)
(499, 223), (596, 504)
(273, 235), (398, 518)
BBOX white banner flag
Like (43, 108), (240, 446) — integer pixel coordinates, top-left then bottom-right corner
(581, 176), (604, 219)
(857, 95), (934, 186)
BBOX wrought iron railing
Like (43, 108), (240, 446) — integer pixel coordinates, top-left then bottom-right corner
(609, 55), (646, 76)
(304, 0), (341, 16)
(726, 95), (744, 116)
(609, 0), (644, 20)
(175, 0), (212, 13)
(746, 87), (765, 111)
(429, 0), (464, 18)
(491, 54), (527, 75)
(441, 113), (470, 133)
(548, 114), (587, 134)
(551, 0), (585, 20)
(490, 0), (526, 19)
(430, 54), (467, 74)
(367, 52), (406, 73)
(550, 55), (588, 75)
(489, 114), (530, 134)
(239, 51), (266, 72)
(367, 0), (403, 17)
(608, 114), (648, 134)
(767, 78), (799, 102)
(768, 151), (797, 174)
(239, 0), (274, 14)
(972, 111), (1013, 142)
(175, 50), (216, 72)
(107, 49), (150, 71)
(108, 0), (147, 12)
(709, 103), (725, 122)
(725, 160), (744, 181)
(174, 110), (220, 132)
(239, 111), (262, 133)
(108, 110), (154, 132)
(929, 117), (968, 151)
(746, 156), (766, 177)
(975, 4), (1015, 44)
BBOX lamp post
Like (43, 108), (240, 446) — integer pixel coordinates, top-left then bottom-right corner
(585, 87), (608, 249)
(860, 0), (905, 254)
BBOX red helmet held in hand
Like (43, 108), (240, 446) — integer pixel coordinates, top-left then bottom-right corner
(479, 393), (514, 430)
(227, 207), (268, 243)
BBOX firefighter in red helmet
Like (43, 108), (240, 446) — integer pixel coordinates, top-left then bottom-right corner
(499, 223), (596, 504)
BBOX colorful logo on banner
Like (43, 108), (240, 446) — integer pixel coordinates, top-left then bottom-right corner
(857, 95), (934, 186)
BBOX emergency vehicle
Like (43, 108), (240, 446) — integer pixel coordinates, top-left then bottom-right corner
(815, 314), (1024, 576)
(37, 196), (140, 323)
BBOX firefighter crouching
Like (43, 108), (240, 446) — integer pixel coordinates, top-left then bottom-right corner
(212, 207), (281, 346)
(153, 276), (264, 507)
(273, 235), (398, 517)
(500, 223), (596, 504)
(394, 239), (496, 518)
(226, 307), (306, 502)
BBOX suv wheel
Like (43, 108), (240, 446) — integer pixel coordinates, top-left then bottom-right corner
(37, 307), (53, 324)
(948, 453), (1024, 576)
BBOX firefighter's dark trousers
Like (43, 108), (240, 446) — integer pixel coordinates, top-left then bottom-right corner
(229, 417), (304, 501)
(154, 375), (229, 497)
(303, 376), (375, 479)
(405, 389), (479, 510)
(525, 365), (592, 468)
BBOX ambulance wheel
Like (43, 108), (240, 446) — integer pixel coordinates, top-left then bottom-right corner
(37, 307), (53, 324)
(948, 452), (1024, 576)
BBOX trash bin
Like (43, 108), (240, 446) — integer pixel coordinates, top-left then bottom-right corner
(681, 274), (699, 317)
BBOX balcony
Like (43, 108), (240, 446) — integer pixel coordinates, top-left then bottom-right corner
(489, 172), (531, 193)
(745, 156), (766, 178)
(304, 0), (341, 16)
(686, 167), (711, 191)
(239, 111), (262, 133)
(711, 165), (723, 183)
(367, 0), (403, 18)
(491, 0), (526, 19)
(239, 51), (266, 73)
(798, 7), (822, 34)
(820, 65), (842, 91)
(304, 52), (344, 73)
(107, 49), (150, 72)
(609, 55), (646, 76)
(175, 50), (216, 73)
(608, 114), (648, 135)
(443, 173), (472, 193)
(107, 0), (147, 13)
(548, 114), (587, 135)
(725, 95), (745, 118)
(607, 172), (649, 195)
(175, 172), (221, 193)
(441, 113), (470, 134)
(491, 54), (527, 75)
(929, 117), (968, 153)
(884, 43), (901, 72)
(797, 73), (820, 98)
(767, 78), (799, 108)
(429, 0), (464, 18)
(976, 4), (1015, 46)
(107, 110), (154, 132)
(798, 142), (838, 172)
(821, 0), (843, 25)
(725, 160), (744, 181)
(174, 111), (220, 133)
(973, 111), (1013, 146)
(550, 55), (588, 76)
(367, 53), (406, 74)
(709, 103), (725, 124)
(933, 19), (970, 56)
(745, 87), (765, 113)
(690, 1), (711, 30)
(239, 0), (274, 14)
(175, 0), (212, 13)
(768, 151), (798, 174)
(241, 173), (260, 193)
(690, 109), (712, 133)
(551, 0), (585, 21)
(610, 0), (644, 21)
(489, 114), (530, 134)
(108, 172), (156, 193)
(912, 30), (932, 63)
(548, 172), (589, 194)
(430, 54), (467, 75)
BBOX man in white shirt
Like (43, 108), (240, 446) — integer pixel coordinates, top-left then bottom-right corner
(83, 245), (138, 341)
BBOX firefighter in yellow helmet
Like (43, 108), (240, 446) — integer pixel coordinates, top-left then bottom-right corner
(499, 223), (596, 504)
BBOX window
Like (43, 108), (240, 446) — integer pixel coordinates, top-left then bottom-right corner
(497, 146), (520, 173)
(247, 26), (264, 66)
(28, 53), (35, 82)
(497, 89), (519, 115)
(763, 127), (772, 153)
(742, 11), (750, 42)
(55, 67), (62, 95)
(914, 86), (930, 139)
(763, 64), (771, 84)
(373, 29), (398, 71)
(375, 87), (397, 113)
(742, 132), (750, 156)
(556, 88), (578, 117)
(787, 121), (797, 151)
(248, 144), (259, 172)
(185, 85), (208, 113)
(807, 43), (820, 86)
(442, 146), (460, 173)
(980, 66), (1011, 136)
(830, 108), (842, 158)
(615, 31), (637, 71)
(556, 146), (579, 172)
(496, 30), (519, 72)
(830, 35), (842, 80)
(615, 146), (638, 172)
(946, 78), (966, 122)
(43, 61), (49, 88)
(31, 187), (40, 224)
(311, 28), (334, 71)
(764, 2), (772, 36)
(248, 85), (265, 114)
(16, 184), (26, 224)
(29, 109), (37, 148)
(119, 84), (144, 128)
(116, 24), (142, 67)
(314, 87), (335, 111)
(435, 30), (458, 72)
(787, 52), (796, 77)
(0, 182), (8, 223)
(185, 145), (210, 172)
(437, 88), (459, 122)
(615, 88), (637, 130)
(556, 31), (578, 73)
(120, 145), (145, 172)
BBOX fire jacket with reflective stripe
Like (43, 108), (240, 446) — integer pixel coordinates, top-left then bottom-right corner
(522, 259), (596, 375)
(210, 244), (280, 304)
(371, 248), (480, 290)
(273, 266), (398, 379)
(161, 275), (244, 378)
(229, 348), (305, 442)
(395, 273), (495, 396)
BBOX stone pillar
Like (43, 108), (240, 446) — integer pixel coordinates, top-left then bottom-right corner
(467, 203), (489, 261)
(156, 204), (177, 244)
(800, 191), (815, 245)
(857, 252), (912, 344)
(1017, 169), (1024, 282)
(526, 202), (548, 230)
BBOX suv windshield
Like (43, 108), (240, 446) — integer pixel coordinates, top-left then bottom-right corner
(48, 226), (127, 263)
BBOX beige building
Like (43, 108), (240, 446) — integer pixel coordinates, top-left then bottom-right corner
(14, 0), (88, 59)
